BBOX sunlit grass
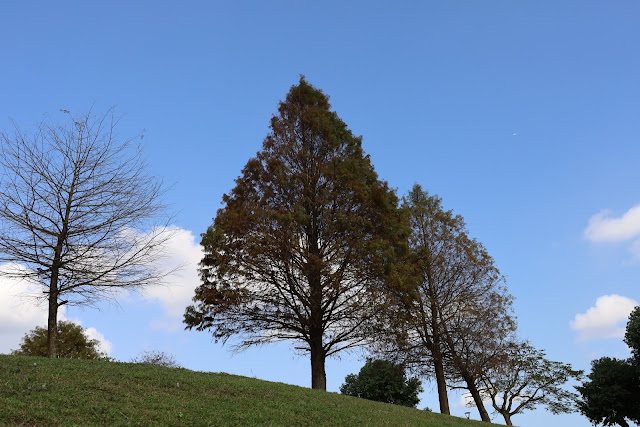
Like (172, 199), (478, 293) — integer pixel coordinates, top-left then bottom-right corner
(0, 355), (496, 426)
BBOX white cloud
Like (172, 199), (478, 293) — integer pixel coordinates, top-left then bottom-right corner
(450, 391), (494, 418)
(0, 264), (114, 356)
(585, 205), (640, 242)
(139, 227), (203, 331)
(0, 226), (201, 352)
(0, 264), (66, 353)
(570, 294), (638, 342)
(451, 393), (475, 409)
(84, 326), (113, 355)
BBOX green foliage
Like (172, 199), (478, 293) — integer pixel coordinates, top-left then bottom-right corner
(340, 359), (423, 408)
(577, 307), (640, 427)
(131, 350), (180, 368)
(481, 342), (582, 426)
(11, 320), (105, 359)
(576, 357), (640, 426)
(624, 306), (640, 361)
(0, 355), (495, 426)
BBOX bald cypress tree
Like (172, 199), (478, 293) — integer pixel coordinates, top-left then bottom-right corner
(184, 77), (406, 390)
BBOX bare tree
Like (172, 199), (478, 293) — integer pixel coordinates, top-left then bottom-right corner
(0, 108), (173, 357)
(479, 342), (582, 426)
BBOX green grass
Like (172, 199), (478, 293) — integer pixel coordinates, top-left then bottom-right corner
(0, 355), (496, 426)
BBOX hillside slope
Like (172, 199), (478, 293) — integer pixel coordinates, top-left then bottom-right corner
(0, 355), (497, 426)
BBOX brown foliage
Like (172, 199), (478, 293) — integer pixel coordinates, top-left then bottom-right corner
(185, 77), (406, 390)
(375, 184), (515, 421)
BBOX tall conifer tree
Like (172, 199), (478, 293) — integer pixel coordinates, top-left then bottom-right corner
(185, 77), (405, 390)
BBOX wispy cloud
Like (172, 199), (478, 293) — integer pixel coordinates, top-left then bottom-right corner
(139, 227), (203, 331)
(570, 294), (638, 342)
(585, 205), (640, 242)
(0, 226), (203, 353)
(584, 204), (640, 261)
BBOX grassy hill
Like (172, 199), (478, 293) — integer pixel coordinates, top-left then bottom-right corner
(0, 355), (497, 426)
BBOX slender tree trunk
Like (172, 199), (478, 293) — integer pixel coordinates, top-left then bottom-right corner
(441, 317), (490, 422)
(46, 270), (59, 358)
(47, 227), (71, 357)
(432, 345), (449, 414)
(464, 375), (491, 422)
(617, 420), (629, 427)
(310, 333), (326, 390)
(430, 301), (450, 414)
(47, 174), (75, 357)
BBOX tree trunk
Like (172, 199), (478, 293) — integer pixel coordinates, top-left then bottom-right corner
(47, 175), (73, 358)
(502, 412), (513, 426)
(464, 375), (491, 422)
(310, 333), (326, 390)
(46, 231), (65, 358)
(307, 209), (326, 390)
(430, 300), (450, 414)
(617, 419), (629, 427)
(46, 273), (59, 358)
(432, 347), (450, 414)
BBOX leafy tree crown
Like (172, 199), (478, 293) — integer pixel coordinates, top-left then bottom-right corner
(624, 306), (640, 361)
(11, 320), (105, 359)
(340, 359), (423, 407)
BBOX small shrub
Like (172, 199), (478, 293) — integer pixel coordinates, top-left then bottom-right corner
(130, 350), (180, 368)
(11, 320), (106, 359)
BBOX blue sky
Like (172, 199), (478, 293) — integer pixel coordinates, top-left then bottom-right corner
(1, 2), (639, 425)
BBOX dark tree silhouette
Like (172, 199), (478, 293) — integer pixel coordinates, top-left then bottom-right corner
(184, 78), (406, 390)
(577, 357), (639, 427)
(340, 359), (423, 407)
(577, 306), (640, 427)
(624, 306), (640, 361)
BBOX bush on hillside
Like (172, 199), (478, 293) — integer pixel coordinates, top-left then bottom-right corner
(12, 320), (106, 359)
(340, 359), (423, 407)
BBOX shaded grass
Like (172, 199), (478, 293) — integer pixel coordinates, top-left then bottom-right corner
(0, 355), (495, 426)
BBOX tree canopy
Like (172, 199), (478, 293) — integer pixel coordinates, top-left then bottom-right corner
(624, 306), (640, 361)
(577, 357), (639, 427)
(340, 359), (423, 407)
(184, 77), (406, 390)
(11, 320), (106, 359)
(375, 184), (514, 421)
(480, 342), (582, 426)
(0, 108), (172, 357)
(577, 306), (640, 427)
